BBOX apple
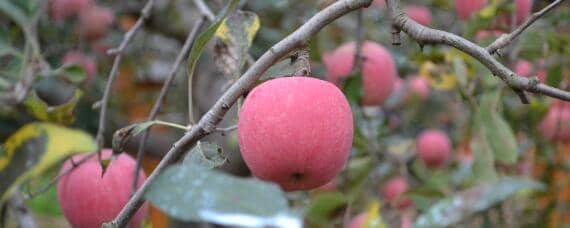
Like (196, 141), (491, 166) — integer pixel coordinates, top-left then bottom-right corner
(57, 149), (148, 228)
(455, 0), (487, 21)
(382, 176), (413, 208)
(49, 0), (92, 21)
(348, 213), (367, 228)
(515, 60), (546, 82)
(238, 76), (353, 191)
(406, 5), (432, 26)
(416, 129), (451, 168)
(311, 179), (338, 193)
(322, 41), (398, 106)
(539, 100), (570, 142)
(409, 76), (430, 99)
(78, 5), (114, 40)
(63, 51), (97, 81)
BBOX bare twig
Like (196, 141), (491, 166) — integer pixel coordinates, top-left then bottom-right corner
(95, 0), (155, 148)
(386, 0), (570, 102)
(103, 1), (373, 227)
(8, 187), (37, 228)
(487, 0), (564, 54)
(193, 0), (216, 21)
(352, 8), (365, 73)
(131, 17), (207, 195)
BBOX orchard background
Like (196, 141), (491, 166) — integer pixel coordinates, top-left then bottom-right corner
(0, 0), (569, 227)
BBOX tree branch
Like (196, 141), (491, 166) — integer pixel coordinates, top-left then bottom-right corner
(95, 0), (155, 148)
(487, 0), (565, 54)
(8, 187), (37, 228)
(103, 0), (373, 227)
(386, 0), (570, 102)
(131, 17), (207, 195)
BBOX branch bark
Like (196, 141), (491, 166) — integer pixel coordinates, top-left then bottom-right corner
(9, 187), (37, 228)
(386, 0), (570, 102)
(103, 0), (373, 227)
(487, 0), (565, 54)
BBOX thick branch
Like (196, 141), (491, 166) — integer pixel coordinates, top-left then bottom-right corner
(386, 0), (570, 101)
(103, 0), (373, 227)
(95, 0), (155, 147)
(487, 0), (564, 54)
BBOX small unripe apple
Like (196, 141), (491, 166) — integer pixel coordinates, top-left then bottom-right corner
(49, 0), (92, 21)
(539, 101), (570, 142)
(409, 76), (430, 99)
(323, 41), (398, 106)
(382, 176), (412, 209)
(348, 213), (367, 228)
(63, 51), (97, 81)
(238, 76), (353, 191)
(405, 5), (432, 26)
(455, 0), (487, 21)
(416, 129), (451, 168)
(78, 5), (114, 40)
(57, 149), (148, 228)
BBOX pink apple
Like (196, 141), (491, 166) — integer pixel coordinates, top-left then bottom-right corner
(323, 41), (398, 106)
(382, 176), (413, 208)
(78, 5), (114, 40)
(406, 5), (432, 26)
(539, 101), (570, 142)
(409, 76), (430, 99)
(49, 0), (92, 21)
(348, 213), (367, 228)
(63, 51), (97, 81)
(416, 129), (451, 168)
(515, 60), (546, 82)
(455, 0), (488, 21)
(238, 76), (353, 191)
(57, 149), (148, 228)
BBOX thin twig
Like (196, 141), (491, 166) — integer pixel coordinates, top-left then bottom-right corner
(8, 187), (37, 228)
(103, 1), (374, 227)
(487, 0), (564, 54)
(352, 8), (365, 73)
(131, 17), (206, 195)
(95, 0), (155, 148)
(386, 0), (570, 102)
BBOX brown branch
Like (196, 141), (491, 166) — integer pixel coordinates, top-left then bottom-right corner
(131, 17), (207, 195)
(95, 0), (155, 148)
(386, 0), (570, 102)
(103, 0), (374, 227)
(487, 0), (565, 54)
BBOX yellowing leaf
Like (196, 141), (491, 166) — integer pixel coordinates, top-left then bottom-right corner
(24, 89), (83, 125)
(363, 200), (388, 228)
(419, 61), (457, 90)
(215, 11), (260, 46)
(0, 122), (96, 203)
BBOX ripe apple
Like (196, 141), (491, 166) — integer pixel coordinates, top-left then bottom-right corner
(311, 179), (338, 193)
(322, 41), (398, 106)
(416, 129), (451, 168)
(63, 51), (97, 81)
(348, 213), (367, 228)
(49, 0), (92, 21)
(78, 5), (114, 40)
(409, 76), (430, 99)
(406, 5), (432, 26)
(539, 100), (570, 142)
(57, 149), (148, 228)
(455, 0), (487, 21)
(238, 76), (353, 191)
(382, 176), (413, 208)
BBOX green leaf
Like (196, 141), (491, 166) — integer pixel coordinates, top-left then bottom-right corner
(415, 177), (545, 227)
(24, 89), (83, 125)
(452, 57), (468, 89)
(187, 0), (240, 122)
(345, 156), (374, 199)
(477, 90), (518, 164)
(0, 122), (96, 203)
(470, 136), (498, 183)
(341, 73), (364, 105)
(183, 141), (227, 169)
(145, 165), (300, 227)
(546, 63), (563, 88)
(305, 192), (347, 227)
(58, 64), (87, 84)
(214, 10), (260, 78)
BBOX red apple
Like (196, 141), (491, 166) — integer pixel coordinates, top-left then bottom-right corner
(323, 41), (398, 106)
(348, 213), (367, 228)
(409, 76), (430, 99)
(238, 76), (353, 191)
(57, 149), (148, 228)
(78, 5), (114, 41)
(405, 5), (432, 26)
(416, 129), (451, 168)
(455, 0), (487, 21)
(49, 0), (92, 21)
(382, 176), (413, 208)
(63, 51), (97, 81)
(311, 179), (338, 192)
(539, 101), (570, 142)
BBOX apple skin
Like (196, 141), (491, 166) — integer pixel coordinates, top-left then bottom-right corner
(455, 0), (487, 21)
(539, 101), (570, 142)
(238, 76), (353, 191)
(57, 149), (148, 228)
(49, 0), (92, 21)
(79, 5), (114, 40)
(409, 76), (430, 99)
(416, 129), (451, 169)
(405, 5), (432, 26)
(382, 176), (413, 208)
(63, 51), (97, 81)
(322, 41), (398, 106)
(348, 213), (367, 228)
